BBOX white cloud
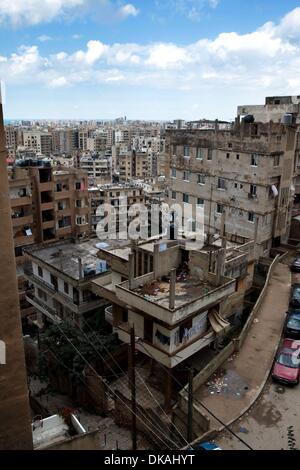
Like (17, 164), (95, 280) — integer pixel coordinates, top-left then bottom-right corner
(0, 0), (84, 26)
(146, 43), (190, 69)
(49, 76), (68, 88)
(38, 35), (52, 42)
(0, 0), (139, 26)
(2, 5), (300, 105)
(118, 4), (139, 19)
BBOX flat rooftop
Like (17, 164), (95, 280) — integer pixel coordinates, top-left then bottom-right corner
(28, 240), (107, 280)
(132, 271), (215, 309)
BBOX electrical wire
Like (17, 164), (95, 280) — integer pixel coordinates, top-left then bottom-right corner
(72, 317), (188, 448)
(137, 341), (253, 450)
(52, 321), (176, 450)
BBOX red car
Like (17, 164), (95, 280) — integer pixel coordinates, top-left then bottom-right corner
(272, 338), (300, 385)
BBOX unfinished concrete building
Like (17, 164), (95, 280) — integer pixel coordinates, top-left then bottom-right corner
(92, 235), (254, 408)
(165, 121), (297, 257)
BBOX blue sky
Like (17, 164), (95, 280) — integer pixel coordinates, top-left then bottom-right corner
(1, 0), (300, 120)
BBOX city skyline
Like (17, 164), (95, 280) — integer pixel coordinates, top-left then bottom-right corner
(1, 1), (300, 120)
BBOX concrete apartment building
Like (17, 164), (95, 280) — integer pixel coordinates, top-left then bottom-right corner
(23, 130), (53, 157)
(0, 97), (33, 449)
(80, 154), (111, 186)
(8, 162), (90, 258)
(237, 95), (300, 240)
(92, 236), (254, 406)
(165, 120), (297, 258)
(119, 150), (150, 181)
(52, 128), (79, 155)
(24, 240), (109, 329)
(89, 181), (145, 234)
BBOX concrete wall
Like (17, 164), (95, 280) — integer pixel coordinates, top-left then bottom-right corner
(0, 103), (33, 449)
(45, 430), (99, 450)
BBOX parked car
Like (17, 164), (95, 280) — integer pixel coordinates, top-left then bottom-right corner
(285, 311), (300, 338)
(192, 441), (222, 450)
(289, 284), (300, 308)
(272, 338), (300, 385)
(290, 257), (300, 273)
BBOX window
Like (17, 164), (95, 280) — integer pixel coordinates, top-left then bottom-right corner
(218, 178), (226, 190)
(198, 174), (205, 185)
(38, 266), (43, 278)
(171, 167), (176, 178)
(183, 193), (189, 203)
(248, 212), (255, 222)
(234, 183), (238, 188)
(171, 191), (176, 200)
(197, 198), (204, 206)
(207, 149), (212, 161)
(251, 154), (258, 166)
(196, 148), (204, 160)
(183, 171), (190, 181)
(250, 184), (257, 197)
(184, 145), (190, 157)
(64, 282), (69, 294)
(75, 181), (81, 190)
(172, 144), (177, 156)
(273, 155), (280, 167)
(236, 154), (240, 160)
(216, 203), (223, 214)
(226, 153), (230, 159)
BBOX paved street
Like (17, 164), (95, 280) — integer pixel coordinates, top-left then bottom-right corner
(216, 377), (300, 450)
(215, 262), (300, 450)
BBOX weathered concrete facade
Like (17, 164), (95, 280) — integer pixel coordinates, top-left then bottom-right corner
(0, 102), (33, 449)
(165, 122), (297, 257)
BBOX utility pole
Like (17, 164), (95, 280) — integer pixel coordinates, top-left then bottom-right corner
(129, 327), (137, 450)
(187, 368), (194, 443)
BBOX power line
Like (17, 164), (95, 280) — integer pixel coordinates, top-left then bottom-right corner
(137, 341), (253, 450)
(52, 321), (176, 450)
(79, 316), (190, 447)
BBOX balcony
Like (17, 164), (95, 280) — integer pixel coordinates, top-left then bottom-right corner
(75, 206), (89, 215)
(116, 324), (215, 368)
(116, 272), (236, 326)
(92, 274), (126, 307)
(41, 202), (54, 211)
(10, 196), (32, 207)
(12, 215), (33, 227)
(105, 305), (113, 325)
(26, 295), (62, 325)
(39, 182), (53, 192)
(56, 226), (72, 236)
(54, 191), (71, 200)
(42, 220), (55, 230)
(14, 235), (34, 246)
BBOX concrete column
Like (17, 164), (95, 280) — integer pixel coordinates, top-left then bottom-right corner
(128, 253), (135, 290)
(169, 268), (176, 310)
(216, 248), (226, 286)
(0, 101), (33, 449)
(153, 242), (160, 278)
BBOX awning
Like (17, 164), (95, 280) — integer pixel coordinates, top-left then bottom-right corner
(209, 310), (230, 334)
